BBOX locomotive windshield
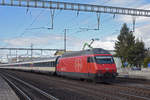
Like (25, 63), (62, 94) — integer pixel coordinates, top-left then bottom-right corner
(95, 56), (114, 64)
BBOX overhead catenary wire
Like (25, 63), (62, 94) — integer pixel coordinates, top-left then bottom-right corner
(79, 12), (101, 31)
(25, 9), (57, 30)
(19, 9), (45, 37)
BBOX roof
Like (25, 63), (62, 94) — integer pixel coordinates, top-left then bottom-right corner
(0, 57), (57, 66)
(62, 48), (110, 58)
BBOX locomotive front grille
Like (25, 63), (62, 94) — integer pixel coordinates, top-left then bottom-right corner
(104, 72), (112, 78)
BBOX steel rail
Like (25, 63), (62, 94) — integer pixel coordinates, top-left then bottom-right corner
(3, 73), (59, 100)
(119, 92), (150, 100)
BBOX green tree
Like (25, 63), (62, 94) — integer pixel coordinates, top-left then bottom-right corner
(128, 39), (145, 67)
(115, 23), (135, 67)
(115, 23), (145, 67)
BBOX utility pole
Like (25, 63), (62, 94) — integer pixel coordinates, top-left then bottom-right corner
(9, 49), (11, 58)
(6, 54), (8, 63)
(9, 49), (11, 62)
(64, 29), (67, 52)
(41, 50), (43, 57)
(132, 16), (136, 32)
(31, 43), (33, 60)
(64, 28), (71, 52)
(16, 50), (18, 62)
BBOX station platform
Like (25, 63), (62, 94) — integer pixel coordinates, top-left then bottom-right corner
(118, 72), (150, 80)
(118, 74), (147, 80)
(0, 76), (19, 100)
(117, 68), (150, 80)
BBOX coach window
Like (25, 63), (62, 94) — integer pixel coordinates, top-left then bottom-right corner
(43, 62), (45, 67)
(38, 63), (41, 67)
(35, 63), (38, 67)
(87, 57), (95, 63)
(46, 62), (49, 67)
(45, 62), (48, 67)
(36, 63), (39, 67)
(50, 62), (52, 67)
(47, 62), (49, 67)
(49, 62), (51, 66)
(52, 62), (54, 67)
(47, 62), (49, 66)
(43, 62), (47, 67)
(51, 62), (53, 67)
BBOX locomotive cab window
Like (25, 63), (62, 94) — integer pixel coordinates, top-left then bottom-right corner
(87, 57), (95, 63)
(95, 56), (114, 64)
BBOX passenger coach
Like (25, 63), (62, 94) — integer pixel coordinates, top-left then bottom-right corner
(0, 57), (58, 74)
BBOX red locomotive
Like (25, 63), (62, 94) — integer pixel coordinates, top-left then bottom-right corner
(56, 48), (118, 82)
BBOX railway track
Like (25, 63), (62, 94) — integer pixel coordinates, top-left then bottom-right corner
(0, 72), (59, 100)
(37, 75), (150, 100)
(116, 77), (150, 85)
(1, 74), (32, 100)
(1, 69), (150, 100)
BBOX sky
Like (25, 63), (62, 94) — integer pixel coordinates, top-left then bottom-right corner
(0, 0), (150, 54)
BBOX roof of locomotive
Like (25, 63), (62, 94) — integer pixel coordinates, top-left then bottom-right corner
(62, 48), (110, 58)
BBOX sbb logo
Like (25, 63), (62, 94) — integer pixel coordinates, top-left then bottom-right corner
(75, 58), (82, 72)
